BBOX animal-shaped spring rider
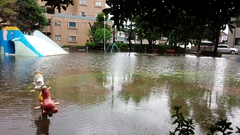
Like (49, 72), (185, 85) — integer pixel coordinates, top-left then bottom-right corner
(31, 71), (59, 117)
(33, 71), (44, 91)
(31, 71), (44, 103)
(37, 85), (59, 117)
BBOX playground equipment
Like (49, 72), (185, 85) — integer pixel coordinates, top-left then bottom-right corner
(31, 71), (59, 117)
(105, 43), (120, 53)
(32, 85), (59, 117)
(0, 26), (68, 57)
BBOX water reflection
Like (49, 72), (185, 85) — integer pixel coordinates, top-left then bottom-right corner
(35, 116), (50, 135)
(0, 55), (15, 89)
(1, 53), (240, 134)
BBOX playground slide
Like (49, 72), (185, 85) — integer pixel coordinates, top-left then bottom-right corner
(33, 30), (68, 55)
(1, 26), (68, 57)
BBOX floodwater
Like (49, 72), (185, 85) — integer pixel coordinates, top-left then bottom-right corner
(1, 52), (240, 135)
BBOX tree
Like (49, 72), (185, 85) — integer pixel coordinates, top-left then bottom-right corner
(41, 0), (74, 13)
(103, 0), (240, 56)
(0, 0), (16, 29)
(88, 13), (111, 42)
(13, 0), (49, 33)
(93, 28), (112, 43)
(202, 0), (240, 56)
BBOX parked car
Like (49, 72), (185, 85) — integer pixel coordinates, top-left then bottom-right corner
(217, 44), (239, 54)
(178, 43), (194, 50)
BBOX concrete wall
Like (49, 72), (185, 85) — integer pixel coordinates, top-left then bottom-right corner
(191, 46), (214, 52)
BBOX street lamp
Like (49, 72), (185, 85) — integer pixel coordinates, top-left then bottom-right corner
(104, 15), (105, 51)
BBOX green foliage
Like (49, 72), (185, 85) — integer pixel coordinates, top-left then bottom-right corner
(41, 0), (74, 13)
(117, 43), (129, 51)
(96, 12), (108, 23)
(170, 106), (195, 135)
(85, 42), (103, 50)
(104, 0), (240, 56)
(236, 127), (240, 133)
(170, 106), (240, 135)
(132, 44), (142, 52)
(93, 28), (112, 43)
(14, 0), (49, 32)
(207, 118), (234, 135)
(0, 0), (16, 28)
(88, 13), (111, 42)
(85, 42), (98, 48)
(85, 42), (185, 53)
(104, 0), (240, 32)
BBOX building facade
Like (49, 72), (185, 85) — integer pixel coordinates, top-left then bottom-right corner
(38, 0), (107, 46)
(228, 19), (240, 50)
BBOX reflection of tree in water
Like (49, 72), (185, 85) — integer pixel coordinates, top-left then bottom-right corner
(118, 71), (240, 133)
(35, 115), (50, 135)
(166, 76), (237, 133)
(118, 76), (159, 105)
(52, 73), (108, 106)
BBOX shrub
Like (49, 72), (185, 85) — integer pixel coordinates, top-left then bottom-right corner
(170, 106), (195, 135)
(85, 42), (185, 53)
(170, 106), (240, 135)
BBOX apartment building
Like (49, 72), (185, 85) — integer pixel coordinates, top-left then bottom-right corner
(228, 19), (240, 50)
(38, 0), (107, 46)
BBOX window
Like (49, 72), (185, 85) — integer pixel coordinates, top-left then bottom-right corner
(237, 20), (240, 27)
(235, 38), (240, 45)
(80, 12), (86, 17)
(69, 36), (77, 42)
(43, 32), (51, 38)
(55, 35), (61, 41)
(55, 21), (61, 26)
(47, 19), (51, 26)
(218, 45), (227, 48)
(96, 1), (101, 6)
(80, 0), (86, 4)
(68, 22), (76, 28)
(44, 7), (55, 14)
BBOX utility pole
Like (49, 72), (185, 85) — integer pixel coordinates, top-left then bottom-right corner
(104, 15), (105, 51)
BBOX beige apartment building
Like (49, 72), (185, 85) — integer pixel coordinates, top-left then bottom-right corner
(38, 0), (107, 46)
(228, 19), (240, 50)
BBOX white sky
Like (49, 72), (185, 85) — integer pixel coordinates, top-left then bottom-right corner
(223, 25), (229, 34)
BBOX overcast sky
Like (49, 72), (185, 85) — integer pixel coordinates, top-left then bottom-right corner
(223, 25), (229, 34)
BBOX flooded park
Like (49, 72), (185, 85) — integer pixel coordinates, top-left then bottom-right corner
(1, 52), (240, 135)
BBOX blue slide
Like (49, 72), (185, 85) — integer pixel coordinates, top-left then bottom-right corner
(0, 26), (68, 57)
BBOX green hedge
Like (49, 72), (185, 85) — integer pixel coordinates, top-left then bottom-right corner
(84, 42), (185, 53)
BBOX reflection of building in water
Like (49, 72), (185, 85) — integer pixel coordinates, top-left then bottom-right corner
(207, 59), (226, 110)
(35, 116), (50, 135)
(0, 55), (15, 88)
(104, 53), (137, 94)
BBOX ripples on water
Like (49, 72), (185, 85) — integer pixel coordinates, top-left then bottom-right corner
(1, 53), (240, 135)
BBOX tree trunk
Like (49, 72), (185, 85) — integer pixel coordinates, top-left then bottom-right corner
(213, 26), (220, 57)
(112, 27), (115, 43)
(148, 40), (153, 48)
(197, 39), (201, 51)
(88, 22), (95, 42)
(128, 21), (133, 52)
